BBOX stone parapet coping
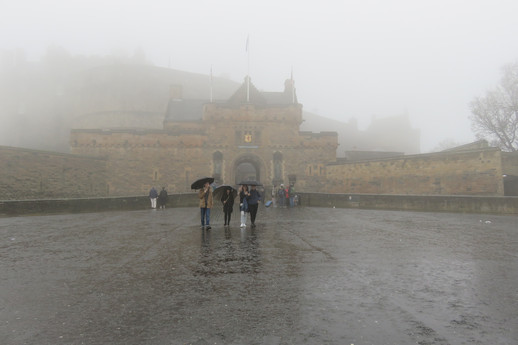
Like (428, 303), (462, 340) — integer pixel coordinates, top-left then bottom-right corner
(1, 193), (517, 217)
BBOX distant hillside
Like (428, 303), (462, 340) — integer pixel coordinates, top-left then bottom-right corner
(71, 64), (240, 130)
(0, 60), (239, 152)
(0, 56), (419, 155)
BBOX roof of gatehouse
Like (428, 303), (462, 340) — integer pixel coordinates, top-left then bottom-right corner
(164, 76), (298, 123)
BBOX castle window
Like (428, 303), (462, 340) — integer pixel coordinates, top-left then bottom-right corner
(213, 151), (223, 184)
(273, 152), (283, 183)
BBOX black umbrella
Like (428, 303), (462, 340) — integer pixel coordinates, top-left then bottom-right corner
(237, 180), (263, 186)
(191, 177), (215, 190)
(213, 184), (237, 200)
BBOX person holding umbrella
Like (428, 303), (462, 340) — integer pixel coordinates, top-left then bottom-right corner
(221, 186), (235, 227)
(198, 181), (213, 230)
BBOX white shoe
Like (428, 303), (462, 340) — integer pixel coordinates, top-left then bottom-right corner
(240, 223), (245, 227)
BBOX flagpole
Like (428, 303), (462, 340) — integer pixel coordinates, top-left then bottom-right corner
(246, 34), (250, 103)
(210, 65), (213, 103)
(291, 67), (295, 104)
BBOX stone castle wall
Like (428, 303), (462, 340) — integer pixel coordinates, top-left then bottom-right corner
(69, 128), (337, 195)
(326, 148), (504, 196)
(502, 152), (518, 176)
(1, 144), (510, 201)
(0, 146), (108, 200)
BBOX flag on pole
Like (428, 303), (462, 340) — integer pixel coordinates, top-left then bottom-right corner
(246, 34), (250, 102)
(291, 67), (295, 104)
(210, 65), (213, 102)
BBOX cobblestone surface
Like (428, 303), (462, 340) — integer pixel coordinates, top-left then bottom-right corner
(1, 206), (517, 344)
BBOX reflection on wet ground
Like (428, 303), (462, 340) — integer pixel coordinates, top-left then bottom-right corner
(1, 206), (517, 344)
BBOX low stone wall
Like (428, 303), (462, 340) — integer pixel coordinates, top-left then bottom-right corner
(1, 193), (517, 217)
(298, 193), (518, 215)
(0, 193), (199, 217)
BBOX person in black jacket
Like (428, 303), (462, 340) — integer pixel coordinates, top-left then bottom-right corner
(247, 185), (261, 227)
(158, 187), (168, 209)
(149, 186), (158, 209)
(221, 187), (235, 226)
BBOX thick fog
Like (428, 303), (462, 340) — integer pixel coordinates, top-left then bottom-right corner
(2, 0), (518, 152)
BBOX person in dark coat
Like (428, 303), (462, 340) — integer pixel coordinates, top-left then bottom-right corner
(247, 185), (261, 227)
(149, 186), (158, 209)
(221, 187), (235, 226)
(158, 187), (168, 209)
(278, 183), (286, 208)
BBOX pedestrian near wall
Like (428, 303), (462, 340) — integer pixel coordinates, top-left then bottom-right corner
(288, 184), (295, 208)
(158, 187), (168, 209)
(149, 186), (158, 209)
(278, 184), (286, 208)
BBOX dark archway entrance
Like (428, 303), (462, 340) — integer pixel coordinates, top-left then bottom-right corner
(236, 162), (256, 183)
(233, 155), (263, 185)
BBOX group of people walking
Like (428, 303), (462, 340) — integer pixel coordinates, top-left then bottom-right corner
(149, 186), (168, 209)
(150, 181), (296, 229)
(197, 182), (262, 229)
(271, 183), (297, 208)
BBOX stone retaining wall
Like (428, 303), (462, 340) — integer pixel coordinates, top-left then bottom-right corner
(0, 194), (199, 217)
(1, 193), (517, 217)
(298, 193), (518, 215)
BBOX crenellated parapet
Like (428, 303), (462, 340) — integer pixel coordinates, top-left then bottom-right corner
(70, 128), (208, 153)
(202, 103), (303, 125)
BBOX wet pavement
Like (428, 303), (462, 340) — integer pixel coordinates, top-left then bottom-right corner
(1, 206), (517, 345)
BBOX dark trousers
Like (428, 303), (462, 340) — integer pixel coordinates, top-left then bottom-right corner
(224, 211), (232, 225)
(248, 203), (259, 224)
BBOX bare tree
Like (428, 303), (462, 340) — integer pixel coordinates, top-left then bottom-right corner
(470, 61), (518, 152)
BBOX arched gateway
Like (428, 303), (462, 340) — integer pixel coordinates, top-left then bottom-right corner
(232, 154), (264, 185)
(70, 76), (338, 195)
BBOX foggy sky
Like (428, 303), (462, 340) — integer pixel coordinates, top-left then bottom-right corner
(2, 0), (518, 152)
